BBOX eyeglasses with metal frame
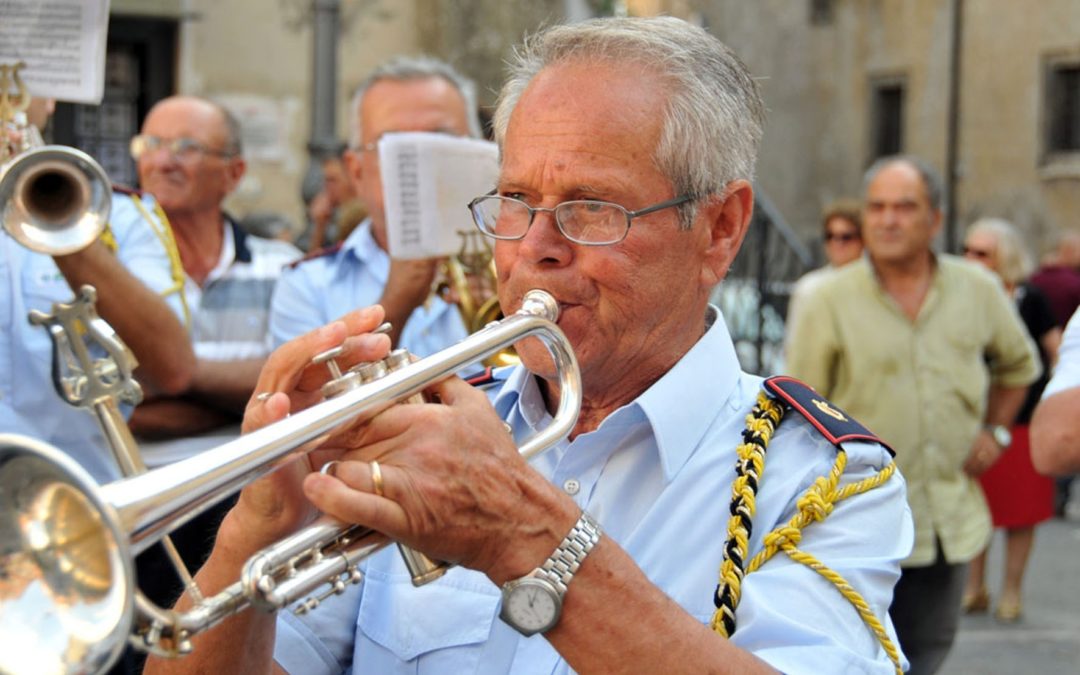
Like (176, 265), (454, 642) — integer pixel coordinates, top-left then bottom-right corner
(467, 191), (697, 246)
(129, 135), (238, 162)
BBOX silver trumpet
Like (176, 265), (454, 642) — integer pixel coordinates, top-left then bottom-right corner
(0, 143), (112, 255)
(0, 289), (581, 675)
(1, 62), (109, 254)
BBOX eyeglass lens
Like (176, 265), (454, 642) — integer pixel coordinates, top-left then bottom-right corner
(471, 197), (628, 245)
(131, 135), (228, 161)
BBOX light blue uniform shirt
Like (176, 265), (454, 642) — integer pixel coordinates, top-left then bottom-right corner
(0, 192), (188, 482)
(269, 220), (468, 356)
(274, 306), (913, 674)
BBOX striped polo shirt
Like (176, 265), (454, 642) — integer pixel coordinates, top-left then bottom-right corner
(185, 216), (301, 360)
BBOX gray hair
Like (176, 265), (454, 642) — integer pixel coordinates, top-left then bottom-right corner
(348, 55), (482, 148)
(491, 16), (766, 229)
(966, 217), (1034, 285)
(862, 155), (944, 211)
(218, 104), (243, 156)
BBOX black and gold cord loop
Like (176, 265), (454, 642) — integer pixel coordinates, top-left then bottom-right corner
(710, 387), (903, 675)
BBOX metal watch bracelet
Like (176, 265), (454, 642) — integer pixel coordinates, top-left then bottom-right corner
(535, 511), (603, 593)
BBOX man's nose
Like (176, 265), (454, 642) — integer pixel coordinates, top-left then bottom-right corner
(518, 208), (573, 265)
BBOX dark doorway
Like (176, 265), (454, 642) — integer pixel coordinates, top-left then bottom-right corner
(52, 16), (177, 187)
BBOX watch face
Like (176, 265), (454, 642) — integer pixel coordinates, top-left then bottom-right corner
(990, 425), (1012, 447)
(502, 578), (560, 636)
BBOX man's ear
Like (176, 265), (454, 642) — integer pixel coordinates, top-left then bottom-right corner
(699, 179), (754, 288)
(224, 156), (247, 194)
(344, 149), (365, 192)
(929, 207), (944, 239)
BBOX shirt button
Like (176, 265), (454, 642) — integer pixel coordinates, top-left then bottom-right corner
(563, 479), (580, 495)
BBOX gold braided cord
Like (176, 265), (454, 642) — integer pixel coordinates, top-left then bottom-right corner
(745, 455), (902, 675)
(99, 222), (118, 253)
(129, 194), (192, 330)
(711, 387), (902, 675)
(710, 391), (785, 637)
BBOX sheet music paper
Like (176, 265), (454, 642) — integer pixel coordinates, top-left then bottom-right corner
(381, 132), (500, 259)
(0, 0), (111, 104)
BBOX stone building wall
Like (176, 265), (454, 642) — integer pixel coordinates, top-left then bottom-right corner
(691, 0), (1080, 253)
(114, 0), (1080, 252)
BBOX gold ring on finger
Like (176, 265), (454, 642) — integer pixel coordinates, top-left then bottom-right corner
(370, 460), (385, 498)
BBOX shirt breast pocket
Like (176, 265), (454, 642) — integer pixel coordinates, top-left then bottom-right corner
(22, 260), (71, 314)
(355, 567), (500, 675)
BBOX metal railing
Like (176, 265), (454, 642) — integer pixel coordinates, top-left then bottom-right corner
(710, 187), (814, 376)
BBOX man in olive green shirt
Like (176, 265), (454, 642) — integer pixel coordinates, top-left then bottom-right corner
(786, 155), (1038, 675)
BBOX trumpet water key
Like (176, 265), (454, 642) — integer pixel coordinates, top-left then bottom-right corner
(0, 289), (581, 675)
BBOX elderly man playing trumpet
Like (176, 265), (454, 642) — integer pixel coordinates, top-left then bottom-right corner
(150, 16), (912, 675)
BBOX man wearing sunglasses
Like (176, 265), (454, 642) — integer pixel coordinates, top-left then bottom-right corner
(785, 199), (863, 351)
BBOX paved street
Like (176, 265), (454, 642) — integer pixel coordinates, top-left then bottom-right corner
(938, 508), (1080, 674)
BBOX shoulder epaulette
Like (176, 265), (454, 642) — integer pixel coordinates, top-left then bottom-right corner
(763, 376), (894, 456)
(112, 183), (144, 197)
(287, 241), (344, 269)
(465, 367), (499, 389)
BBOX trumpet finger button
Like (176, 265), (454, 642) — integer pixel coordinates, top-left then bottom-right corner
(320, 460), (340, 477)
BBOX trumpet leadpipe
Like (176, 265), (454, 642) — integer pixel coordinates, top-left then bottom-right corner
(102, 291), (577, 554)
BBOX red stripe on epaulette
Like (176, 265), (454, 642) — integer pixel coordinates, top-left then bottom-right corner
(764, 376), (895, 456)
(288, 241), (345, 269)
(112, 184), (143, 197)
(465, 367), (496, 387)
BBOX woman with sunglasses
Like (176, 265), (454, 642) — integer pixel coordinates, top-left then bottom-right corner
(961, 217), (1062, 622)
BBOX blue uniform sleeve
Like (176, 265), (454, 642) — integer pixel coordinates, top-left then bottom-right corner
(108, 192), (189, 327)
(270, 263), (330, 348)
(732, 434), (913, 675)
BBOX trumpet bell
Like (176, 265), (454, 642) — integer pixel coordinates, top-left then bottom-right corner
(0, 289), (578, 673)
(1, 145), (112, 255)
(0, 434), (133, 675)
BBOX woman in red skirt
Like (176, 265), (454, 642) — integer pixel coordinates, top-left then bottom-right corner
(961, 218), (1062, 622)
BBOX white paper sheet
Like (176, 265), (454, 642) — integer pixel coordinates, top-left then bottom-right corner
(0, 0), (111, 104)
(380, 132), (500, 259)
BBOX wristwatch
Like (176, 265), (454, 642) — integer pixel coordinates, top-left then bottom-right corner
(499, 511), (602, 636)
(985, 424), (1012, 448)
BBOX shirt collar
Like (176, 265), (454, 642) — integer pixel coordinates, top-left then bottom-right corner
(492, 304), (743, 481)
(635, 305), (742, 479)
(229, 214), (253, 263)
(203, 219), (236, 285)
(340, 218), (387, 281)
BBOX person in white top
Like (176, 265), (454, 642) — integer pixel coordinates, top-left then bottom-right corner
(1032, 307), (1080, 474)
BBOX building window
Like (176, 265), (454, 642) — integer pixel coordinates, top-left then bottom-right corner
(1045, 62), (1080, 156)
(809, 0), (834, 26)
(870, 80), (905, 160)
